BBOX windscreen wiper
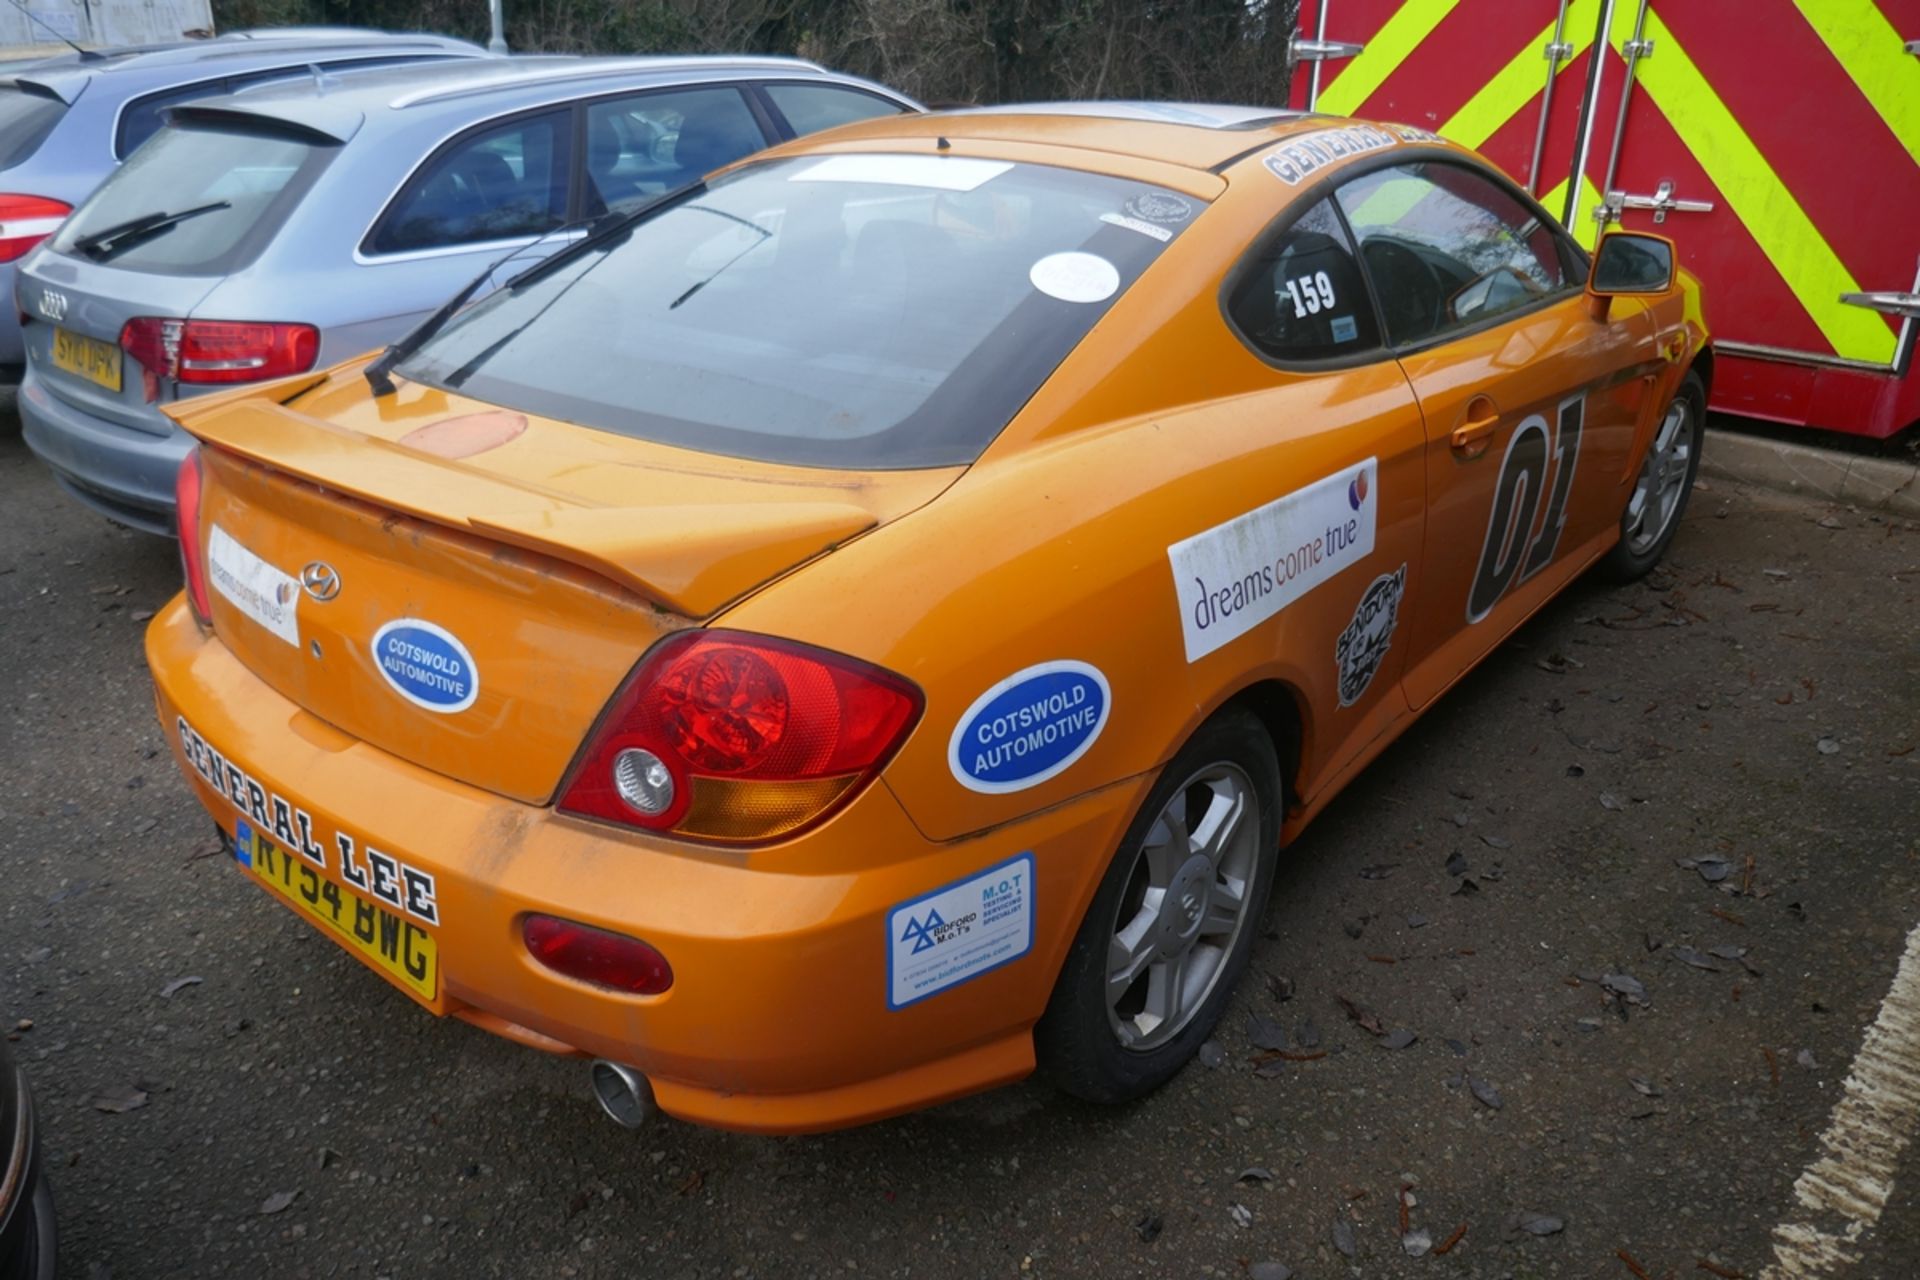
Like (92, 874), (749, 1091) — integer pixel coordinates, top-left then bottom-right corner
(71, 201), (230, 261)
(364, 182), (707, 397)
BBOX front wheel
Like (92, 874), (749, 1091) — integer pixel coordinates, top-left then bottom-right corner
(1037, 707), (1281, 1104)
(1597, 368), (1705, 581)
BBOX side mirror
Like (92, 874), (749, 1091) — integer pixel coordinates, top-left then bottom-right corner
(1585, 231), (1675, 320)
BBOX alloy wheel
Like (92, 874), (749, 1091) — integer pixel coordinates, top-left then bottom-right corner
(1105, 762), (1262, 1051)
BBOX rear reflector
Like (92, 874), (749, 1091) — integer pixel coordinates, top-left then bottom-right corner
(174, 447), (212, 620)
(558, 631), (922, 844)
(0, 194), (70, 263)
(120, 317), (319, 399)
(523, 914), (672, 995)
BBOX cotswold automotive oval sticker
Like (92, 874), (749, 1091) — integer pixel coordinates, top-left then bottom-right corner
(370, 619), (479, 714)
(949, 661), (1111, 794)
(1336, 564), (1406, 707)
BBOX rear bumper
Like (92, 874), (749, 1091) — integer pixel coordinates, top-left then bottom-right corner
(146, 599), (1142, 1133)
(18, 368), (184, 535)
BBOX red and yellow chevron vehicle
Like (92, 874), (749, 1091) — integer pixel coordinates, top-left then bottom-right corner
(147, 104), (1708, 1133)
(1284, 0), (1920, 438)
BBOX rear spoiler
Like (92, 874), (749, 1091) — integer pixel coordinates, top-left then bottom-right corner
(169, 101), (364, 145)
(2, 74), (85, 105)
(169, 392), (875, 618)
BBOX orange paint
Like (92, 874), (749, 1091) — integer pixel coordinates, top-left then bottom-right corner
(148, 109), (1707, 1132)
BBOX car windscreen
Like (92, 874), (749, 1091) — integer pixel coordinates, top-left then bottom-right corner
(396, 154), (1204, 469)
(49, 119), (335, 275)
(0, 85), (66, 170)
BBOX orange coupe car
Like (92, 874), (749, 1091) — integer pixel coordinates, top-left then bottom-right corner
(146, 102), (1708, 1133)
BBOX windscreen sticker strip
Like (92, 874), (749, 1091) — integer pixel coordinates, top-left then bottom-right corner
(789, 154), (1013, 191)
(1099, 212), (1173, 242)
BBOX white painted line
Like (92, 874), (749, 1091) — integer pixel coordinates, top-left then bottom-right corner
(1760, 920), (1920, 1278)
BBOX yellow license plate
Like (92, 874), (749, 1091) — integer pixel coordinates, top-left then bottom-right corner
(235, 820), (438, 1002)
(51, 326), (123, 393)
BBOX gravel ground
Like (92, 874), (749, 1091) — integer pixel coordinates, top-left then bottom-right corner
(2, 418), (1918, 1280)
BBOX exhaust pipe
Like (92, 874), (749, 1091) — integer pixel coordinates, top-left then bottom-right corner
(589, 1059), (656, 1129)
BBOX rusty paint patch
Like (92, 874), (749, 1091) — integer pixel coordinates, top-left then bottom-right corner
(399, 411), (528, 460)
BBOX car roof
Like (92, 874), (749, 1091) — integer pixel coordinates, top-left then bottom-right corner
(0, 30), (484, 104)
(784, 101), (1354, 174)
(171, 52), (867, 141)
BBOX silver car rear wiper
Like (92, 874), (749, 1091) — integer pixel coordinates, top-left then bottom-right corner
(71, 201), (231, 261)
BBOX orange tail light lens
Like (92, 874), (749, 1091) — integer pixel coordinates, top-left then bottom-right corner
(558, 631), (923, 845)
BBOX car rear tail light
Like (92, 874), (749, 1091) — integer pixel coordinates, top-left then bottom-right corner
(0, 194), (71, 263)
(119, 317), (319, 400)
(523, 914), (672, 994)
(558, 631), (923, 845)
(174, 447), (212, 624)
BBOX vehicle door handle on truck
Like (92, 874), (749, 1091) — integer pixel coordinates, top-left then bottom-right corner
(1450, 398), (1501, 457)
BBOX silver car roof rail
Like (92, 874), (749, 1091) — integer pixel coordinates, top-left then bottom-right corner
(91, 35), (482, 75)
(388, 54), (825, 109)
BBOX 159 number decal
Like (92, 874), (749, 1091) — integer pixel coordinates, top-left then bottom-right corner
(1467, 393), (1585, 623)
(1284, 270), (1336, 318)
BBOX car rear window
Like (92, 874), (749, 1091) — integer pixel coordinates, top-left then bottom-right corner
(50, 119), (334, 275)
(0, 85), (66, 170)
(397, 154), (1202, 469)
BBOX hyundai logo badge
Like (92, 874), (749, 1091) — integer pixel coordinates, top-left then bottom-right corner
(300, 561), (341, 602)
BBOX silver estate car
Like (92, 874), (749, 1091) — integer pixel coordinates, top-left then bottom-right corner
(0, 29), (488, 379)
(16, 54), (918, 533)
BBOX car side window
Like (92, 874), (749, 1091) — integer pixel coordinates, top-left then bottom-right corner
(583, 86), (766, 215)
(762, 83), (907, 138)
(1226, 196), (1383, 363)
(370, 110), (570, 255)
(1335, 161), (1575, 348)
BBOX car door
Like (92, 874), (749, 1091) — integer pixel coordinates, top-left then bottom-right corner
(1333, 158), (1657, 710)
(1210, 192), (1428, 797)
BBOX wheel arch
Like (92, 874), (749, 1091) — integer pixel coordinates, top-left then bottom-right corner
(1690, 345), (1715, 397)
(1218, 677), (1306, 813)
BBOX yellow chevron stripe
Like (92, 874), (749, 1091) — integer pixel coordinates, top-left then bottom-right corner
(1541, 174), (1606, 249)
(1442, 0), (1599, 150)
(1791, 0), (1920, 167)
(1619, 10), (1895, 363)
(1315, 0), (1460, 117)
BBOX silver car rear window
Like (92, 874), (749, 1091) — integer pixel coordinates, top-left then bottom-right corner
(0, 87), (66, 170)
(50, 120), (334, 275)
(398, 154), (1204, 469)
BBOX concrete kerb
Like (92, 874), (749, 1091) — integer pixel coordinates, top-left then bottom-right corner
(1701, 426), (1920, 518)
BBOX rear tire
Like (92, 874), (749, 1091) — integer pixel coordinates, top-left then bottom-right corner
(1597, 369), (1705, 582)
(1037, 707), (1281, 1104)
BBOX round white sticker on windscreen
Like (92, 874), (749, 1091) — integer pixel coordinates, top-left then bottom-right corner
(1029, 252), (1119, 304)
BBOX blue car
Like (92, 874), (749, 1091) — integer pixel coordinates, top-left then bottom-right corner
(0, 28), (488, 380)
(15, 54), (918, 533)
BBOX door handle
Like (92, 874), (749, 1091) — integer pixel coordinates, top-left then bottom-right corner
(1450, 397), (1501, 457)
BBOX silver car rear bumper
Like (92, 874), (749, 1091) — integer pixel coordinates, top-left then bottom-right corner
(19, 367), (186, 537)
